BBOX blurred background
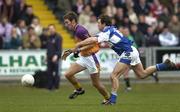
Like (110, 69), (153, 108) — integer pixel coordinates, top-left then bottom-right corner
(0, 0), (179, 82)
(0, 1), (180, 112)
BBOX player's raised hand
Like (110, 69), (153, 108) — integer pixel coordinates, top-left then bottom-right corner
(61, 49), (72, 60)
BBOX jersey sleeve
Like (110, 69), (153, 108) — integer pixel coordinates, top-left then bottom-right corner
(75, 27), (89, 40)
(96, 30), (110, 43)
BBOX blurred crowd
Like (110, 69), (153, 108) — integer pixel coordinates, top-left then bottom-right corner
(58, 0), (180, 48)
(0, 0), (180, 50)
(0, 0), (50, 50)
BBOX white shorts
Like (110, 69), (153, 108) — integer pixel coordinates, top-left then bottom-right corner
(119, 46), (141, 66)
(76, 53), (100, 74)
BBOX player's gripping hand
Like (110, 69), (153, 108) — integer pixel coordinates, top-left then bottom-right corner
(73, 51), (79, 58)
(61, 49), (72, 60)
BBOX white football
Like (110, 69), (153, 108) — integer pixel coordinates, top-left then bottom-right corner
(21, 74), (35, 86)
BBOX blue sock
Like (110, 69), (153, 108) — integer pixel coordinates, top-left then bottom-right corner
(156, 63), (168, 71)
(110, 93), (117, 103)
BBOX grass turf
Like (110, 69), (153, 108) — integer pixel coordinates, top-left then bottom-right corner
(0, 83), (180, 112)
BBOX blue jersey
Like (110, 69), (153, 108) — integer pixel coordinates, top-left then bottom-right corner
(97, 26), (133, 55)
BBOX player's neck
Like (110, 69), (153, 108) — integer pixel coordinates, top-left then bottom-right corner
(73, 23), (78, 31)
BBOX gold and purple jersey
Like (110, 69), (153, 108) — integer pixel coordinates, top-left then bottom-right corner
(74, 24), (99, 56)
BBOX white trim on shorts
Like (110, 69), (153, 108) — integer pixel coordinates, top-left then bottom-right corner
(118, 46), (141, 66)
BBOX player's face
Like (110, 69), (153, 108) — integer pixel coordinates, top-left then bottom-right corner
(98, 19), (105, 31)
(64, 19), (74, 30)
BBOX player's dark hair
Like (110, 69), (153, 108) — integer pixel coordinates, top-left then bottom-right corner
(98, 15), (112, 26)
(63, 11), (78, 22)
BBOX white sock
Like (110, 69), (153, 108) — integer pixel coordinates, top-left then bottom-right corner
(111, 91), (117, 96)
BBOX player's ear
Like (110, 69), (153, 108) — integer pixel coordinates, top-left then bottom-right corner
(102, 22), (106, 27)
(72, 19), (76, 25)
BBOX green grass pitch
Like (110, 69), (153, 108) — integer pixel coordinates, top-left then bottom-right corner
(0, 83), (180, 112)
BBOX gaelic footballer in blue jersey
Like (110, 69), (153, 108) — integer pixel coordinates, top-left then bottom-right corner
(75, 15), (177, 105)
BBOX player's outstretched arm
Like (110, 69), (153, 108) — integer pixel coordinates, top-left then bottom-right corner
(78, 44), (94, 51)
(62, 37), (98, 60)
(61, 44), (93, 60)
(75, 37), (98, 48)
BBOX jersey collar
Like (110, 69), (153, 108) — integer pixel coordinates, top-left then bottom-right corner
(74, 24), (79, 31)
(103, 26), (115, 32)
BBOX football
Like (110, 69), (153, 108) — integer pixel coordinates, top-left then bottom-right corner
(21, 74), (35, 86)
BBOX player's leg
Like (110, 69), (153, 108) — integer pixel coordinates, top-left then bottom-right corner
(84, 53), (110, 103)
(64, 63), (86, 99)
(108, 62), (129, 104)
(132, 63), (156, 79)
(132, 59), (177, 79)
(123, 68), (132, 91)
(90, 73), (110, 103)
(129, 45), (176, 79)
(151, 73), (159, 83)
(64, 63), (85, 89)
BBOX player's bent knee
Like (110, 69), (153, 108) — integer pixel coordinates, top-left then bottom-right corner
(110, 74), (117, 81)
(112, 71), (119, 76)
(64, 74), (69, 79)
(64, 72), (72, 79)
